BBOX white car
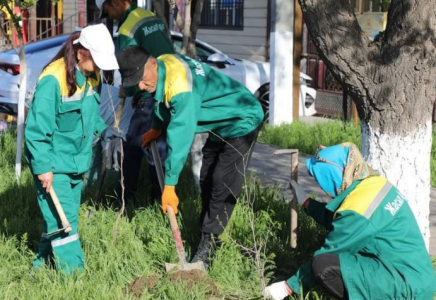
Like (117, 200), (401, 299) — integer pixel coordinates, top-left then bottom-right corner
(0, 31), (317, 124)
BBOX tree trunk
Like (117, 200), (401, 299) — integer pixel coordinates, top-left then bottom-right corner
(152, 0), (172, 41)
(180, 0), (191, 55)
(187, 0), (204, 58)
(15, 41), (27, 181)
(1, 2), (28, 181)
(361, 121), (432, 248)
(299, 0), (436, 247)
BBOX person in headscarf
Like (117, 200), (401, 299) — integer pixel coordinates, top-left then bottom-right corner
(264, 142), (436, 300)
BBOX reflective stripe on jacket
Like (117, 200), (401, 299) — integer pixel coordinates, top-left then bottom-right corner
(151, 54), (264, 186)
(25, 58), (107, 175)
(287, 176), (436, 300)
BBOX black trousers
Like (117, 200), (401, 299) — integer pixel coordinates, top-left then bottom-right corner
(119, 98), (166, 201)
(199, 128), (259, 235)
(312, 253), (348, 300)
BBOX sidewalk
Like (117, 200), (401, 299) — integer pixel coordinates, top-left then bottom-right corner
(248, 142), (436, 256)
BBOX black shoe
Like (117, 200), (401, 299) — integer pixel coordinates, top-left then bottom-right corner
(191, 233), (217, 268)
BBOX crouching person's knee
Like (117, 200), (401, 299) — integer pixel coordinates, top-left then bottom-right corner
(312, 254), (347, 300)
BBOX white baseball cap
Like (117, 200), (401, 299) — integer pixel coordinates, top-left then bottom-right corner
(95, 0), (108, 18)
(73, 24), (119, 70)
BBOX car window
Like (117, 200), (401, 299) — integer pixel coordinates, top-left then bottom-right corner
(172, 39), (215, 63)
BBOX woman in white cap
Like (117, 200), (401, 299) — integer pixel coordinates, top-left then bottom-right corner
(25, 24), (121, 274)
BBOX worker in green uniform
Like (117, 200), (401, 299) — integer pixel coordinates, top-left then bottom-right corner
(96, 0), (174, 201)
(264, 142), (436, 300)
(117, 46), (264, 267)
(25, 24), (121, 274)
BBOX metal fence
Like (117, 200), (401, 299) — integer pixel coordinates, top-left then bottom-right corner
(200, 0), (243, 30)
(0, 18), (12, 50)
(0, 13), (80, 51)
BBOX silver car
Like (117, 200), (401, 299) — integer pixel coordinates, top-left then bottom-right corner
(0, 31), (317, 123)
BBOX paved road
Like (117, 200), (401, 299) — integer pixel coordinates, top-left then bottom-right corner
(248, 142), (436, 256)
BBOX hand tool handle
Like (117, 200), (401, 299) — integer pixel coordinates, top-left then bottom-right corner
(290, 198), (298, 248)
(290, 150), (299, 248)
(167, 205), (187, 265)
(150, 140), (187, 265)
(114, 97), (125, 129)
(150, 140), (164, 191)
(49, 186), (72, 233)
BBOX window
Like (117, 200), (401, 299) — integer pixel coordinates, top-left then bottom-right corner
(200, 0), (243, 30)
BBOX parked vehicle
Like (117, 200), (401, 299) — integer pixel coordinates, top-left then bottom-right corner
(0, 31), (317, 123)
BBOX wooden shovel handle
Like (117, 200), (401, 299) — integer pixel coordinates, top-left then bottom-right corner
(167, 205), (187, 265)
(49, 186), (72, 233)
(151, 141), (188, 265)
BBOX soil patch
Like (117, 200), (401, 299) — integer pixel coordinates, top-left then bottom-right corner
(169, 269), (219, 296)
(123, 275), (159, 298)
(124, 270), (220, 298)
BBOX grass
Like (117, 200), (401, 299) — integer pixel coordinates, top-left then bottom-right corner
(1, 126), (435, 300)
(259, 119), (436, 188)
(0, 130), (333, 300)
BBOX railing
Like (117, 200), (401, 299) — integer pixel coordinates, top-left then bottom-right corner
(30, 13), (81, 42)
(0, 18), (12, 50)
(0, 13), (82, 51)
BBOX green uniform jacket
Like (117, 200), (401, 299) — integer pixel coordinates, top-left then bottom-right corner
(152, 54), (264, 186)
(25, 58), (107, 175)
(117, 4), (174, 97)
(287, 176), (436, 300)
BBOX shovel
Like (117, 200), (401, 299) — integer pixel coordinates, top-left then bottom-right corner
(150, 140), (206, 273)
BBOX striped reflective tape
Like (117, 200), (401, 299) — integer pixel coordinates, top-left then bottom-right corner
(51, 233), (79, 248)
(62, 93), (84, 103)
(363, 182), (392, 218)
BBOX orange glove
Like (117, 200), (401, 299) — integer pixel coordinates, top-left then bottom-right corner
(141, 129), (162, 148)
(162, 185), (179, 214)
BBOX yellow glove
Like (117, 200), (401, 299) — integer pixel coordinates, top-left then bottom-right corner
(162, 185), (179, 214)
(141, 129), (162, 148)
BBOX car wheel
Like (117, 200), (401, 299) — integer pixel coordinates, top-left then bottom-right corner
(255, 83), (269, 123)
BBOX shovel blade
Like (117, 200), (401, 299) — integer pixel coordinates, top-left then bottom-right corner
(165, 261), (206, 273)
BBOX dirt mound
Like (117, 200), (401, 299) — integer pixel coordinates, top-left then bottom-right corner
(170, 269), (219, 296)
(123, 270), (219, 298)
(123, 275), (159, 298)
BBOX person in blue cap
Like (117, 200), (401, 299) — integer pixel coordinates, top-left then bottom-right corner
(264, 142), (436, 300)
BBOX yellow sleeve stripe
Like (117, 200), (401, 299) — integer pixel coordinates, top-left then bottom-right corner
(337, 176), (391, 219)
(119, 8), (157, 38)
(160, 55), (192, 104)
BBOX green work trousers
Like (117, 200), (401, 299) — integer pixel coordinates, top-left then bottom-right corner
(33, 174), (84, 274)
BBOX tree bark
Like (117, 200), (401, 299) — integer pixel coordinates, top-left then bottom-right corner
(361, 120), (432, 248)
(152, 0), (172, 41)
(299, 0), (436, 247)
(180, 0), (191, 55)
(187, 0), (204, 58)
